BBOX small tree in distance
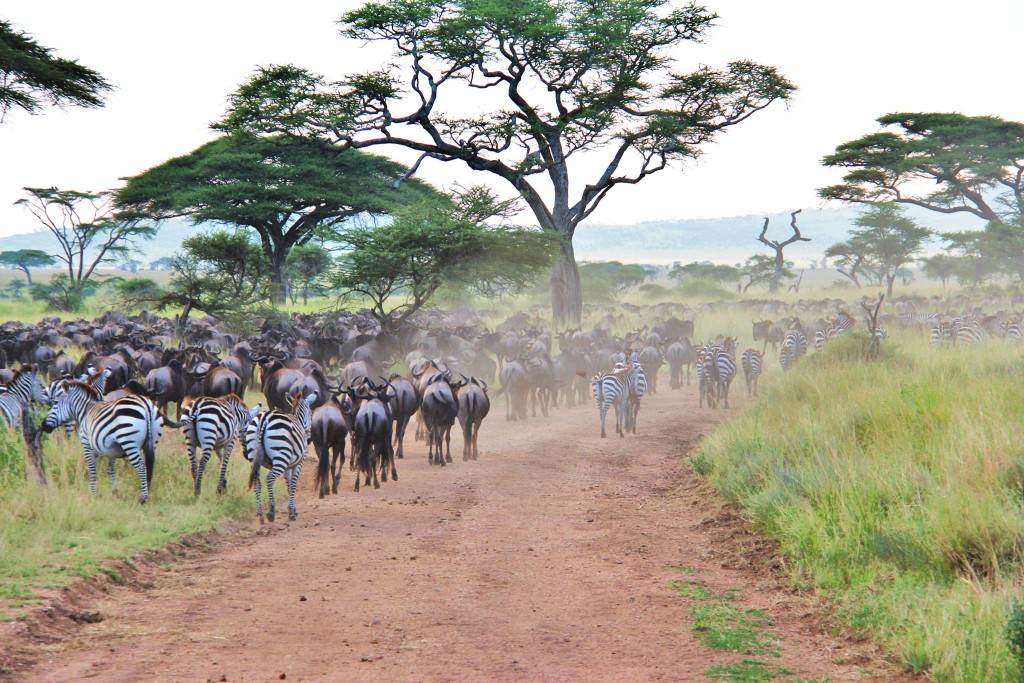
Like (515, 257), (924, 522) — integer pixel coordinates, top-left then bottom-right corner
(16, 187), (155, 286)
(329, 188), (559, 333)
(0, 249), (55, 285)
(920, 254), (958, 287)
(286, 244), (332, 305)
(741, 254), (793, 293)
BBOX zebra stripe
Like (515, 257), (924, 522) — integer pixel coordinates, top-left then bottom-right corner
(711, 346), (737, 409)
(42, 381), (163, 504)
(591, 369), (628, 438)
(741, 349), (762, 398)
(181, 394), (260, 496)
(0, 365), (45, 428)
(245, 392), (316, 523)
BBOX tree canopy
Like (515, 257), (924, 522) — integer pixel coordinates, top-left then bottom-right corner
(820, 113), (1024, 222)
(214, 0), (795, 323)
(825, 204), (931, 296)
(329, 188), (559, 332)
(115, 134), (439, 296)
(668, 262), (741, 284)
(578, 261), (650, 300)
(741, 253), (792, 293)
(157, 230), (273, 332)
(0, 248), (54, 285)
(0, 19), (111, 121)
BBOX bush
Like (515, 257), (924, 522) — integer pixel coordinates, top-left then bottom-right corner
(677, 279), (736, 300)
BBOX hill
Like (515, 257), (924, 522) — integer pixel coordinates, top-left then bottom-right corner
(0, 206), (984, 268)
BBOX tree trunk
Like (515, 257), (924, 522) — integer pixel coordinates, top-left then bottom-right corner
(269, 249), (288, 304)
(769, 250), (784, 293)
(19, 266), (32, 286)
(886, 274), (895, 297)
(550, 239), (582, 326)
(175, 301), (194, 338)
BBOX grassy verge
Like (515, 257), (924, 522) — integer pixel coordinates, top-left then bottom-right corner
(692, 332), (1024, 682)
(0, 409), (257, 620)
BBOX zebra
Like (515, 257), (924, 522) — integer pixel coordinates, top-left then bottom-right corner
(625, 360), (647, 434)
(780, 329), (808, 371)
(697, 345), (715, 408)
(832, 311), (857, 333)
(929, 322), (949, 346)
(711, 345), (737, 409)
(814, 324), (837, 352)
(741, 349), (762, 398)
(0, 364), (46, 429)
(41, 381), (164, 504)
(245, 392), (317, 523)
(591, 368), (628, 438)
(181, 394), (261, 496)
(1006, 320), (1024, 343)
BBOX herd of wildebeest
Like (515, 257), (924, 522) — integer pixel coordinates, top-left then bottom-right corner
(0, 292), (1019, 522)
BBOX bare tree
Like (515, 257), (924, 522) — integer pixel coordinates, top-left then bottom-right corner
(757, 209), (810, 293)
(16, 187), (154, 285)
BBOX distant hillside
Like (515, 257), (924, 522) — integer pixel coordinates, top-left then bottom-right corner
(0, 207), (985, 268)
(574, 206), (985, 266)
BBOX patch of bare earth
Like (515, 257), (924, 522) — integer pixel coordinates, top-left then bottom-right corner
(5, 384), (913, 682)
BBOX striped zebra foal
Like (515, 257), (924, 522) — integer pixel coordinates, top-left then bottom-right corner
(181, 394), (261, 496)
(591, 368), (628, 438)
(741, 349), (762, 398)
(0, 364), (45, 428)
(245, 392), (317, 523)
(41, 381), (165, 504)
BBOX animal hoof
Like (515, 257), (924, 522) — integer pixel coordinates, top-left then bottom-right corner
(267, 511), (276, 523)
(289, 512), (297, 521)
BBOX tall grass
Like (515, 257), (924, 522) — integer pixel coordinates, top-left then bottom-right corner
(0, 406), (257, 615)
(693, 332), (1024, 682)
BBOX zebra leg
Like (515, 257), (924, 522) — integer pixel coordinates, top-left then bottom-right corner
(123, 446), (150, 505)
(632, 400), (640, 434)
(265, 464), (283, 523)
(186, 442), (199, 490)
(286, 461), (304, 521)
(107, 458), (118, 496)
(599, 405), (607, 438)
(196, 445), (214, 497)
(217, 442), (233, 495)
(84, 446), (99, 496)
(253, 469), (264, 524)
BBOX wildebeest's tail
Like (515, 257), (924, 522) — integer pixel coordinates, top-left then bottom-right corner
(312, 430), (330, 498)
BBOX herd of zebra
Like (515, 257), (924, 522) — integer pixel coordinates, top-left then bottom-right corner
(2, 298), (1013, 522)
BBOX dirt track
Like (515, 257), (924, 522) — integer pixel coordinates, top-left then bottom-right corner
(14, 383), (906, 682)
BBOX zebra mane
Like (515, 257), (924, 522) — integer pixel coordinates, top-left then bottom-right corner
(66, 380), (103, 401)
(5, 363), (36, 385)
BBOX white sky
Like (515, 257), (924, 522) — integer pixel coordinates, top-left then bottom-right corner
(1, 0), (1022, 237)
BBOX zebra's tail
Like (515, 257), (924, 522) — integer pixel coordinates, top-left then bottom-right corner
(144, 415), (157, 487)
(247, 424), (266, 491)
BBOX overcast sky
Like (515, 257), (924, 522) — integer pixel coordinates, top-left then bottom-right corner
(1, 0), (1022, 238)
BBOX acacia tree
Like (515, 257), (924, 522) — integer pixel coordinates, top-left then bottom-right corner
(155, 231), (272, 332)
(920, 254), (958, 287)
(823, 238), (869, 288)
(330, 188), (558, 332)
(820, 113), (1024, 279)
(286, 244), (332, 305)
(16, 187), (154, 284)
(741, 253), (792, 293)
(846, 204), (931, 296)
(0, 19), (111, 122)
(116, 135), (437, 298)
(215, 1), (794, 323)
(0, 249), (54, 285)
(756, 210), (810, 292)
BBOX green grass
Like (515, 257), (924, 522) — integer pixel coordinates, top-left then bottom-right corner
(0, 392), (268, 618)
(695, 331), (1024, 683)
(704, 660), (799, 683)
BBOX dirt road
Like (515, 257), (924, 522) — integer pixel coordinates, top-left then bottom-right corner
(15, 384), (904, 682)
